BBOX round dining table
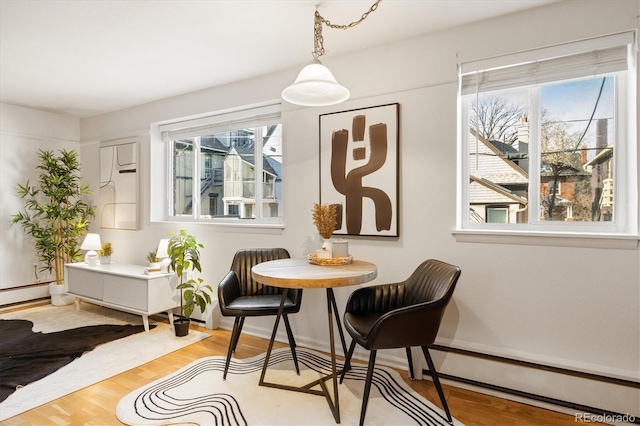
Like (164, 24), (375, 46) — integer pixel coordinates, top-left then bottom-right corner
(252, 257), (377, 424)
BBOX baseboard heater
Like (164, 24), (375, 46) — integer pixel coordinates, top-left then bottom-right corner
(0, 282), (51, 307)
(425, 344), (640, 424)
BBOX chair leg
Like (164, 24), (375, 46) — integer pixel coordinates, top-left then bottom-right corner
(282, 314), (300, 374)
(359, 350), (377, 426)
(340, 339), (356, 383)
(405, 347), (415, 380)
(231, 317), (245, 352)
(421, 346), (453, 425)
(223, 317), (242, 380)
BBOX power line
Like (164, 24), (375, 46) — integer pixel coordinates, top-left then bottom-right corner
(574, 77), (606, 149)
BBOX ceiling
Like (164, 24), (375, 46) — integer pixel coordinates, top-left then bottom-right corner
(0, 0), (559, 118)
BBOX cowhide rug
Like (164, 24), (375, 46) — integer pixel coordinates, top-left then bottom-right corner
(0, 317), (149, 402)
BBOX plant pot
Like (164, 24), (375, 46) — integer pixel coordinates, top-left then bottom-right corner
(174, 317), (190, 337)
(101, 256), (111, 264)
(49, 282), (76, 306)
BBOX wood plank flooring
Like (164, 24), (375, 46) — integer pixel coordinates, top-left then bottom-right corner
(2, 312), (601, 426)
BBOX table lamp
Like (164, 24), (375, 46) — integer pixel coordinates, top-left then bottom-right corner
(156, 238), (171, 273)
(81, 233), (102, 266)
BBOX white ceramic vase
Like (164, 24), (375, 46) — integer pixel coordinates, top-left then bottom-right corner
(49, 282), (76, 306)
(101, 256), (111, 264)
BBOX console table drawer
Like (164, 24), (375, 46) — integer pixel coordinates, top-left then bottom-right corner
(103, 276), (148, 310)
(66, 268), (103, 299)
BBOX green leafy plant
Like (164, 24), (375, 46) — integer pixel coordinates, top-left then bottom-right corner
(167, 230), (213, 319)
(146, 250), (159, 263)
(99, 242), (113, 257)
(11, 149), (95, 284)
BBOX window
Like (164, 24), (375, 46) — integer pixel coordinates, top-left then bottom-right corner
(458, 32), (636, 236)
(153, 103), (283, 224)
(486, 206), (509, 223)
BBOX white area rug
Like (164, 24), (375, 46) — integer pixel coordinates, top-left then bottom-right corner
(117, 348), (463, 426)
(0, 303), (209, 421)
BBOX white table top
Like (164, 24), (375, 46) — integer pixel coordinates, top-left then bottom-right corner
(251, 257), (377, 289)
(65, 262), (173, 280)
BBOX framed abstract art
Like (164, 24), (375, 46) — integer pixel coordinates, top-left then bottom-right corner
(319, 103), (399, 237)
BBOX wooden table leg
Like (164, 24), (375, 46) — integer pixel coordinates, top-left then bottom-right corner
(142, 314), (149, 332)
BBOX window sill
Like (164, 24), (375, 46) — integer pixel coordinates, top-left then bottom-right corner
(452, 229), (639, 250)
(151, 219), (285, 233)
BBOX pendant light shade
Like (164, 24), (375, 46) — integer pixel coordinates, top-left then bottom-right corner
(281, 60), (350, 107)
(282, 1), (380, 107)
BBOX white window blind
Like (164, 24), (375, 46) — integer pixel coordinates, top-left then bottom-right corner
(159, 103), (281, 142)
(460, 32), (633, 95)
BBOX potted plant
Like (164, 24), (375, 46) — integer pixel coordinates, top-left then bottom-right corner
(11, 149), (95, 305)
(167, 230), (213, 336)
(146, 249), (160, 268)
(99, 242), (113, 264)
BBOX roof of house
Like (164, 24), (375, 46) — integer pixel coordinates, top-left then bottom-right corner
(468, 128), (529, 205)
(470, 175), (528, 205)
(201, 136), (230, 153)
(468, 128), (529, 186)
(583, 146), (613, 168)
(232, 147), (280, 177)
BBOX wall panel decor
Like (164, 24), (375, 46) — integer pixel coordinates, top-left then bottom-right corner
(99, 137), (138, 230)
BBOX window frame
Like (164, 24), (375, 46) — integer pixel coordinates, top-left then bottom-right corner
(455, 32), (638, 247)
(149, 102), (284, 228)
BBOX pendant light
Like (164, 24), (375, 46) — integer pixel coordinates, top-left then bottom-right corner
(281, 1), (381, 107)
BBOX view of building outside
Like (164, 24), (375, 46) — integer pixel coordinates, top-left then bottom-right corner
(171, 124), (283, 220)
(467, 74), (615, 224)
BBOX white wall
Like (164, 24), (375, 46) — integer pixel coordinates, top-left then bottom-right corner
(0, 103), (80, 297)
(79, 0), (639, 416)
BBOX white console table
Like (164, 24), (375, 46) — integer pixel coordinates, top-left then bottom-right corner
(65, 262), (180, 331)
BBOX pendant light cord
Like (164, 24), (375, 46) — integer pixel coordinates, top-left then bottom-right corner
(313, 0), (382, 60)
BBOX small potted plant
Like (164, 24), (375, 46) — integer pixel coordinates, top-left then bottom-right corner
(167, 230), (213, 337)
(146, 249), (160, 268)
(99, 242), (113, 264)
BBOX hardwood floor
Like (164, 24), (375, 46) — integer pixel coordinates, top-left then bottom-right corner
(2, 315), (600, 426)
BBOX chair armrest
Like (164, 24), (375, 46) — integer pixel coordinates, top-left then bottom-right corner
(345, 282), (405, 313)
(365, 300), (449, 349)
(217, 271), (241, 313)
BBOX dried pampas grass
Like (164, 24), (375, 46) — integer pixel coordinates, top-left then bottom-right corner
(312, 203), (337, 239)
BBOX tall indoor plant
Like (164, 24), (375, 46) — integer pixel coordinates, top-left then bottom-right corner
(167, 230), (213, 336)
(11, 149), (95, 289)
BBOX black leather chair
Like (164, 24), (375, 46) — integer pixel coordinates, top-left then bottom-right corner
(217, 248), (302, 380)
(340, 259), (461, 425)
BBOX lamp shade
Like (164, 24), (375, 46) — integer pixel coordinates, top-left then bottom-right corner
(281, 60), (350, 107)
(81, 233), (101, 266)
(156, 239), (170, 259)
(81, 233), (102, 251)
(156, 238), (171, 273)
